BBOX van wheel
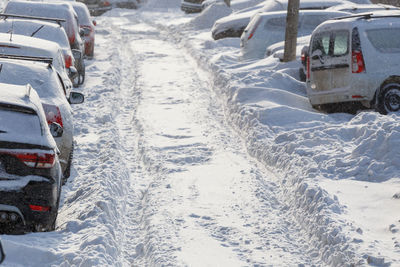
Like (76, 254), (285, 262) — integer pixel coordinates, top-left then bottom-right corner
(377, 83), (400, 115)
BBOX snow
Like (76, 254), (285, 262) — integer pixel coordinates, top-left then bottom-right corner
(0, 0), (399, 266)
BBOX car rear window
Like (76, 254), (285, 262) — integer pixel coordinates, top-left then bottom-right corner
(366, 28), (400, 53)
(0, 107), (42, 137)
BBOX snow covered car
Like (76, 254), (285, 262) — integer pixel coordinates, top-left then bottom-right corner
(306, 12), (400, 114)
(240, 10), (350, 60)
(70, 1), (96, 58)
(0, 32), (73, 93)
(0, 56), (84, 178)
(3, 1), (84, 53)
(77, 0), (112, 16)
(0, 17), (80, 86)
(181, 0), (204, 13)
(0, 83), (63, 233)
(211, 0), (353, 40)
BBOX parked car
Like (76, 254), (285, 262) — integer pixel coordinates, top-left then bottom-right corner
(0, 16), (80, 86)
(0, 32), (73, 92)
(211, 0), (353, 40)
(181, 0), (204, 13)
(0, 83), (63, 233)
(70, 1), (96, 58)
(77, 0), (112, 16)
(240, 10), (350, 60)
(306, 12), (400, 114)
(3, 1), (86, 86)
(0, 56), (84, 178)
(3, 1), (84, 53)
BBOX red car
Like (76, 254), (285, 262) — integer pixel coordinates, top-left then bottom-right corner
(71, 1), (96, 58)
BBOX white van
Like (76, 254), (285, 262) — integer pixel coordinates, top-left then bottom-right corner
(306, 12), (400, 114)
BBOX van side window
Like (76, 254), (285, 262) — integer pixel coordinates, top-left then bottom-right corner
(366, 28), (400, 53)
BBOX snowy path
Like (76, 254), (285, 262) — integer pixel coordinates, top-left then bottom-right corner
(109, 17), (320, 266)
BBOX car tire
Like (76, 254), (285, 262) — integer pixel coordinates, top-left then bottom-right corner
(63, 144), (73, 183)
(377, 83), (400, 115)
(299, 67), (306, 82)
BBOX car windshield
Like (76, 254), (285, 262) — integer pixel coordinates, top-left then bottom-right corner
(366, 28), (400, 53)
(0, 107), (41, 137)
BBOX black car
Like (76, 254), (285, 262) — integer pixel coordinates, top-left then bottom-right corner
(0, 83), (63, 234)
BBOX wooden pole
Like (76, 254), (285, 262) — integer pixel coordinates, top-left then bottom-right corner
(283, 0), (300, 62)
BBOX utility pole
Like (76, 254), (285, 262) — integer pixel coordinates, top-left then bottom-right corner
(283, 0), (299, 62)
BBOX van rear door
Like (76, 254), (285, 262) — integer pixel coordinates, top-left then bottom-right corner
(309, 30), (350, 94)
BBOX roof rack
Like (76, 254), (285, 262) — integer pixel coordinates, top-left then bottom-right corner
(0, 54), (53, 65)
(334, 13), (400, 21)
(0, 13), (65, 26)
(334, 13), (374, 20)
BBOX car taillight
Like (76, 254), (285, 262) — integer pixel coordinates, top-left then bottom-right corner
(352, 50), (365, 73)
(0, 150), (55, 169)
(64, 54), (72, 69)
(104, 1), (111, 6)
(42, 103), (63, 128)
(29, 205), (50, 212)
(306, 55), (310, 80)
(247, 17), (262, 41)
(69, 34), (75, 46)
(16, 152), (55, 168)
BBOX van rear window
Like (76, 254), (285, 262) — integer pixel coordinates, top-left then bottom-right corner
(366, 28), (400, 53)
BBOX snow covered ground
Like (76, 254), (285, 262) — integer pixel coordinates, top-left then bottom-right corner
(0, 0), (399, 266)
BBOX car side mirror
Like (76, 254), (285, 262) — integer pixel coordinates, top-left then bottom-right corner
(69, 91), (84, 104)
(50, 122), (63, 138)
(92, 20), (97, 26)
(72, 49), (82, 60)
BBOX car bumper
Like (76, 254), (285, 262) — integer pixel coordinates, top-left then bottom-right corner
(306, 84), (372, 106)
(0, 175), (59, 233)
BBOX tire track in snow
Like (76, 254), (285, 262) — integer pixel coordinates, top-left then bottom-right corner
(103, 13), (322, 266)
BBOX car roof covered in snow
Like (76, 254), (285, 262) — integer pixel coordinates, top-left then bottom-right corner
(0, 32), (61, 58)
(0, 19), (70, 49)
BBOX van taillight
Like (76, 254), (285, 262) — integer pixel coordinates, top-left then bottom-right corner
(0, 151), (55, 168)
(42, 103), (63, 128)
(306, 55), (310, 80)
(351, 50), (365, 73)
(65, 55), (72, 68)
